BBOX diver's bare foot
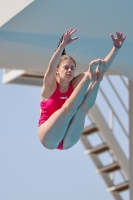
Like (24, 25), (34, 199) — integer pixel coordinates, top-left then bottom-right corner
(97, 60), (108, 74)
(96, 60), (107, 82)
(88, 59), (102, 82)
(96, 71), (104, 82)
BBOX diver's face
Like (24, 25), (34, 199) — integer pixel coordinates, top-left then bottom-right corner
(56, 59), (76, 80)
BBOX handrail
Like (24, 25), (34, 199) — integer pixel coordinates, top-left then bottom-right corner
(99, 87), (128, 138)
(109, 109), (114, 130)
(106, 76), (128, 114)
(100, 75), (129, 180)
(109, 149), (127, 183)
(120, 75), (128, 89)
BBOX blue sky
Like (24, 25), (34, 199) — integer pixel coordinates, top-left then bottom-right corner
(0, 69), (129, 200)
(0, 69), (113, 200)
(0, 0), (131, 198)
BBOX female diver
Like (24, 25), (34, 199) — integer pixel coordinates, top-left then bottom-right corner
(38, 28), (126, 150)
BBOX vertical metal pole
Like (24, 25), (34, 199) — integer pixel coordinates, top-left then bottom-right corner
(129, 80), (133, 200)
(109, 109), (114, 181)
(109, 109), (114, 130)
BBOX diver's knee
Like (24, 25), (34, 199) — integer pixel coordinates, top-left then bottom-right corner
(38, 136), (57, 150)
(42, 141), (57, 150)
(63, 140), (75, 150)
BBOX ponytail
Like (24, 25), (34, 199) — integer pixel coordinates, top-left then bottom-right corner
(56, 34), (66, 56)
(56, 33), (76, 70)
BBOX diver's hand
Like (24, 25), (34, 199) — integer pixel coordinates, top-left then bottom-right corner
(61, 28), (78, 47)
(110, 31), (126, 48)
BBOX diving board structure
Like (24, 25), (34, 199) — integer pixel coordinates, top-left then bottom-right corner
(0, 0), (133, 199)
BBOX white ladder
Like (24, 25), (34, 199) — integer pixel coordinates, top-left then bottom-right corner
(80, 75), (129, 200)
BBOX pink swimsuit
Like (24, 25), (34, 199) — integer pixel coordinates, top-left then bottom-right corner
(38, 81), (73, 150)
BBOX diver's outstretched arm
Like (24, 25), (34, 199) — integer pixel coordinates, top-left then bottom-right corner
(97, 31), (126, 73)
(48, 29), (78, 70)
(44, 28), (78, 86)
(96, 31), (126, 74)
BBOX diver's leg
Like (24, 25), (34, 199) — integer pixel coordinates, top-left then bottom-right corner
(63, 81), (101, 149)
(38, 73), (91, 149)
(38, 60), (101, 150)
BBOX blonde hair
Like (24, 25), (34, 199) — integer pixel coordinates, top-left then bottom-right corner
(57, 55), (76, 68)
